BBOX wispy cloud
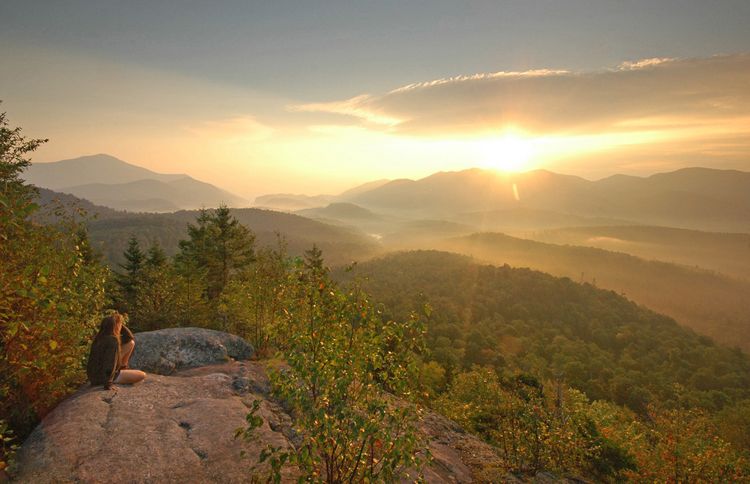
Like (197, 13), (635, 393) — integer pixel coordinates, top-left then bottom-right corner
(291, 54), (750, 137)
(618, 57), (675, 70)
(289, 95), (401, 126)
(387, 69), (569, 94)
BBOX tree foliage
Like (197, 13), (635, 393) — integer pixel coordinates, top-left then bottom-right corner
(339, 251), (750, 414)
(115, 236), (145, 314)
(238, 248), (429, 482)
(0, 109), (107, 471)
(435, 367), (635, 479)
(591, 393), (750, 482)
(336, 250), (750, 479)
(219, 236), (290, 355)
(178, 206), (255, 301)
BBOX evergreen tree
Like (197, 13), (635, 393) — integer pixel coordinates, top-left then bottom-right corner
(178, 205), (255, 302)
(129, 241), (179, 331)
(115, 236), (145, 313)
(303, 244), (324, 272)
(145, 241), (167, 267)
(207, 205), (255, 298)
(130, 264), (178, 331)
(174, 248), (209, 327)
(121, 236), (145, 274)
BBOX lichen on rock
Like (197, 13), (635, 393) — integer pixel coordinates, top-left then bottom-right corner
(128, 327), (254, 375)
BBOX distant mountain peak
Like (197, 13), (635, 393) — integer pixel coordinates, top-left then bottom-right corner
(335, 165), (750, 231)
(24, 154), (245, 212)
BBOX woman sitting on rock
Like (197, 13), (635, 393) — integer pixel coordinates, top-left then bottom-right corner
(87, 313), (146, 389)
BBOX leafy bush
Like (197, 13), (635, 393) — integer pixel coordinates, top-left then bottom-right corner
(238, 248), (429, 482)
(218, 239), (290, 355)
(594, 398), (750, 481)
(0, 419), (19, 478)
(0, 109), (107, 440)
(435, 367), (635, 479)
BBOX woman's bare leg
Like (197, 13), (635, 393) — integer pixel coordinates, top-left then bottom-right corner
(120, 340), (135, 368)
(114, 369), (146, 385)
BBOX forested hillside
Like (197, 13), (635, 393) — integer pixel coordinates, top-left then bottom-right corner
(93, 208), (379, 267)
(438, 232), (750, 351)
(331, 251), (750, 479)
(337, 250), (750, 413)
(529, 225), (750, 281)
(19, 182), (750, 481)
(34, 189), (381, 267)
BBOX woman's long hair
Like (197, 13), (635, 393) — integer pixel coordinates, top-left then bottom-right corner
(96, 313), (122, 341)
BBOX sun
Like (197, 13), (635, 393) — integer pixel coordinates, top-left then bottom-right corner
(477, 133), (536, 172)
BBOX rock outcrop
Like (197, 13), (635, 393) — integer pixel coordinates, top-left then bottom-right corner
(128, 327), (254, 375)
(15, 328), (509, 483)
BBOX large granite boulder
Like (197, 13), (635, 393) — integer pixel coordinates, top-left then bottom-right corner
(128, 327), (254, 375)
(15, 328), (521, 483)
(14, 362), (296, 483)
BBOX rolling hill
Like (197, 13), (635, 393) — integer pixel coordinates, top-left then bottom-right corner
(253, 179), (392, 212)
(296, 202), (381, 222)
(448, 208), (634, 232)
(24, 154), (185, 188)
(529, 225), (750, 281)
(435, 232), (750, 351)
(341, 167), (750, 232)
(89, 208), (381, 267)
(34, 187), (121, 221)
(34, 188), (381, 267)
(336, 250), (750, 412)
(61, 177), (243, 212)
(253, 193), (335, 211)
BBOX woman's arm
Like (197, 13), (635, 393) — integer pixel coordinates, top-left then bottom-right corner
(120, 324), (134, 345)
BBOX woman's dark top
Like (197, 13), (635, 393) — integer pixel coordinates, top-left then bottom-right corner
(86, 335), (121, 388)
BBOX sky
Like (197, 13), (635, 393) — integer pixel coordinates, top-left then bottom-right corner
(1, 1), (749, 198)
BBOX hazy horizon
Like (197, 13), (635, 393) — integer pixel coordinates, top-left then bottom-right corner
(26, 152), (750, 202)
(3, 1), (750, 197)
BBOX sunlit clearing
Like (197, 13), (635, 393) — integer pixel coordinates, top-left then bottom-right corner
(478, 134), (536, 172)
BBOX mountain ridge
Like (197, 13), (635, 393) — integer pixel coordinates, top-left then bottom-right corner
(339, 167), (750, 231)
(25, 154), (187, 187)
(24, 154), (246, 212)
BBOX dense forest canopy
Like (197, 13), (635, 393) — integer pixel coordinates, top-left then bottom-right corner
(337, 250), (750, 413)
(438, 232), (750, 351)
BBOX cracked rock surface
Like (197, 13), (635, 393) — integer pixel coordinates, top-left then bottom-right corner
(14, 362), (296, 483)
(15, 329), (509, 483)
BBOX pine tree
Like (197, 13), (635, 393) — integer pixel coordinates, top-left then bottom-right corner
(174, 248), (208, 327)
(303, 244), (325, 276)
(121, 236), (145, 274)
(115, 236), (144, 313)
(208, 205), (255, 299)
(177, 205), (255, 302)
(145, 241), (167, 268)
